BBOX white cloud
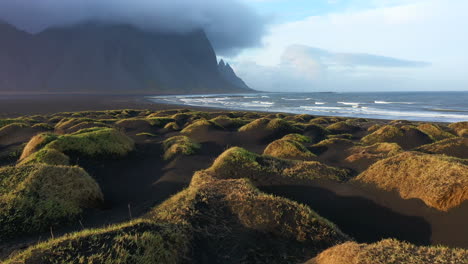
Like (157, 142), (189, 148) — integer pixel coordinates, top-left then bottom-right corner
(232, 0), (468, 91)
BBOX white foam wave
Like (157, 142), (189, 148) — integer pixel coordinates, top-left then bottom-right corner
(374, 101), (416, 104)
(337, 101), (361, 106)
(315, 102), (326, 105)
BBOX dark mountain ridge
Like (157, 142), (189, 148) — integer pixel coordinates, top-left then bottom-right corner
(0, 21), (252, 94)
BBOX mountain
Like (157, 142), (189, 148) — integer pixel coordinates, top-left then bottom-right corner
(0, 21), (253, 94)
(218, 59), (250, 90)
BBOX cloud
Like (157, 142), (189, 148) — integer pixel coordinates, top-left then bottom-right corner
(233, 44), (431, 92)
(233, 0), (468, 91)
(0, 0), (268, 56)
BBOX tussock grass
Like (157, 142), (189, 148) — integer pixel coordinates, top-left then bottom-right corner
(207, 147), (349, 182)
(361, 125), (433, 149)
(162, 136), (201, 160)
(417, 123), (455, 141)
(163, 121), (181, 131)
(19, 148), (70, 166)
(210, 115), (249, 129)
(309, 117), (346, 125)
(281, 133), (312, 143)
(19, 133), (58, 161)
(47, 127), (135, 157)
(0, 164), (103, 238)
(5, 220), (190, 264)
(310, 239), (468, 264)
(0, 123), (30, 136)
(327, 121), (359, 134)
(0, 118), (31, 129)
(345, 143), (402, 172)
(415, 137), (468, 159)
(32, 123), (54, 130)
(181, 119), (223, 134)
(264, 139), (316, 160)
(152, 172), (349, 263)
(355, 151), (468, 211)
(448, 121), (468, 137)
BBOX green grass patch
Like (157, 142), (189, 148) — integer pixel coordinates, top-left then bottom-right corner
(264, 139), (316, 160)
(0, 164), (103, 239)
(162, 136), (201, 160)
(312, 239), (468, 264)
(46, 127), (135, 158)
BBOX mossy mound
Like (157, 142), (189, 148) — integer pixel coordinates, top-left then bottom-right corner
(239, 118), (302, 142)
(164, 121), (182, 131)
(309, 117), (346, 125)
(5, 220), (190, 264)
(285, 114), (315, 123)
(327, 134), (353, 140)
(66, 121), (110, 134)
(264, 139), (316, 160)
(152, 173), (349, 263)
(448, 121), (468, 137)
(47, 127), (135, 158)
(327, 121), (360, 134)
(0, 164), (103, 239)
(281, 133), (312, 143)
(417, 123), (455, 141)
(303, 124), (330, 143)
(19, 133), (58, 161)
(0, 123), (39, 146)
(345, 143), (402, 172)
(367, 124), (382, 133)
(210, 115), (250, 129)
(19, 148), (70, 166)
(207, 147), (349, 183)
(361, 125), (433, 149)
(355, 152), (468, 211)
(162, 136), (201, 160)
(54, 118), (101, 134)
(415, 137), (468, 159)
(181, 119), (223, 135)
(309, 239), (468, 264)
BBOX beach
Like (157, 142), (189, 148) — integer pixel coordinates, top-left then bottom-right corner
(0, 94), (467, 262)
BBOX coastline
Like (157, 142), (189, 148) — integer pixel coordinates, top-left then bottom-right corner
(0, 94), (461, 124)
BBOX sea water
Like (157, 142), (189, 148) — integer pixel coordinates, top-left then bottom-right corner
(147, 91), (468, 122)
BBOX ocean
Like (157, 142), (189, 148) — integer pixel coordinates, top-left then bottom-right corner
(147, 91), (468, 123)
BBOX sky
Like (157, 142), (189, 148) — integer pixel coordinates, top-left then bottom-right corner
(1, 0), (467, 92)
(227, 0), (468, 92)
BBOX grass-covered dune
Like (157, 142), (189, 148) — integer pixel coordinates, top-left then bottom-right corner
(0, 164), (103, 239)
(207, 147), (349, 183)
(354, 151), (468, 211)
(5, 164), (349, 264)
(415, 137), (468, 159)
(308, 239), (468, 264)
(361, 125), (433, 149)
(1, 107), (467, 263)
(162, 135), (201, 160)
(4, 220), (190, 264)
(263, 138), (316, 160)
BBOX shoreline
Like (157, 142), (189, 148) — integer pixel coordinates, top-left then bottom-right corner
(0, 94), (460, 124)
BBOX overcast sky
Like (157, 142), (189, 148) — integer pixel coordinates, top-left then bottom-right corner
(229, 0), (468, 92)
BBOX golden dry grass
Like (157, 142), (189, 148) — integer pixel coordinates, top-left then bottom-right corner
(207, 147), (349, 182)
(361, 125), (433, 149)
(417, 123), (455, 141)
(345, 143), (402, 172)
(448, 121), (468, 137)
(263, 139), (316, 160)
(415, 137), (468, 159)
(19, 133), (58, 161)
(354, 151), (468, 211)
(309, 239), (468, 264)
